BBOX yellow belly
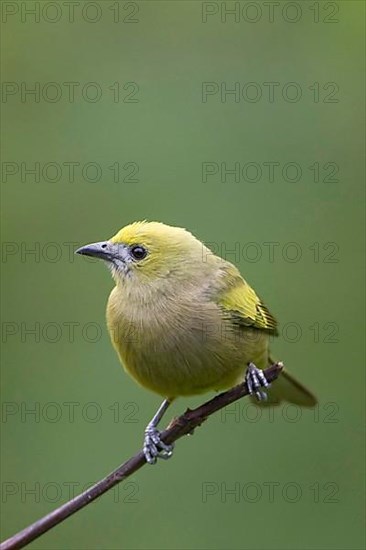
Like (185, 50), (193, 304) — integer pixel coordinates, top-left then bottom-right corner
(107, 292), (270, 398)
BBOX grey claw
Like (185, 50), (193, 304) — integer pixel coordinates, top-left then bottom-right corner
(246, 363), (270, 402)
(143, 426), (174, 465)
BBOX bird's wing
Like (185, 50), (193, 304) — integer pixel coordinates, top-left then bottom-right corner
(216, 266), (278, 335)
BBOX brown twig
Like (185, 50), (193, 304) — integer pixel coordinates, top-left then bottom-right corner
(0, 362), (283, 550)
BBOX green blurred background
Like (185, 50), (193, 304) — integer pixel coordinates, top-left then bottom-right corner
(1, 1), (365, 549)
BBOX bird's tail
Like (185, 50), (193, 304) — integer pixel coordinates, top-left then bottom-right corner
(257, 358), (317, 407)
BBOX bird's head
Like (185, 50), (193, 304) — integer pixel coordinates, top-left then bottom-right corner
(76, 221), (215, 288)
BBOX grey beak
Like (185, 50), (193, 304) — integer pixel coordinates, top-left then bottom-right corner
(75, 241), (116, 261)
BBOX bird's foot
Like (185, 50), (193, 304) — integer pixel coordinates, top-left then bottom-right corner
(143, 426), (174, 465)
(245, 362), (270, 401)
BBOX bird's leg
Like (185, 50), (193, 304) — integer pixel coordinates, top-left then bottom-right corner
(245, 363), (270, 401)
(144, 398), (174, 465)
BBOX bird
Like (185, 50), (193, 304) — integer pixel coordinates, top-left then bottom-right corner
(76, 221), (317, 463)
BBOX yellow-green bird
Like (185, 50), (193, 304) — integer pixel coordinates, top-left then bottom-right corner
(76, 221), (316, 463)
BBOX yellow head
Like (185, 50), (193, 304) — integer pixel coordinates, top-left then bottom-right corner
(76, 221), (214, 287)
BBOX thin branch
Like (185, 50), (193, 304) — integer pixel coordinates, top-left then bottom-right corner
(0, 362), (283, 550)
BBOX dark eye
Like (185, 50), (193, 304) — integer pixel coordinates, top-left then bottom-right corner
(130, 245), (147, 260)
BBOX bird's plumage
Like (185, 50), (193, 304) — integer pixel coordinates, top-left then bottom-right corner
(81, 221), (316, 406)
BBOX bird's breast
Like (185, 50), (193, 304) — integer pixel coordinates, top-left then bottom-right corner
(106, 287), (268, 397)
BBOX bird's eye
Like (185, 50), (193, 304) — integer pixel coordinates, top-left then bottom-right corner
(130, 245), (147, 260)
